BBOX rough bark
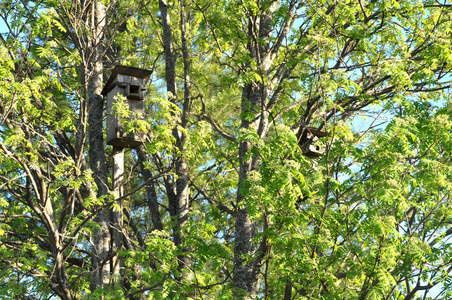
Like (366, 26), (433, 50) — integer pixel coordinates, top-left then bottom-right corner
(232, 2), (278, 297)
(88, 0), (111, 292)
(158, 0), (191, 279)
(234, 85), (268, 297)
(174, 0), (191, 275)
(158, 0), (177, 98)
(137, 146), (163, 231)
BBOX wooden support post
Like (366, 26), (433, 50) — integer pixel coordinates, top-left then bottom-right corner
(111, 146), (124, 279)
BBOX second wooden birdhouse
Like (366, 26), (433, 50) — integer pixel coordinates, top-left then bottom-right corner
(102, 65), (152, 148)
(299, 127), (328, 159)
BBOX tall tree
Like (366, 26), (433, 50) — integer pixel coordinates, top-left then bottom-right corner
(1, 0), (452, 299)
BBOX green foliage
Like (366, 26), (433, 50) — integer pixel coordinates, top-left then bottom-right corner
(1, 0), (452, 299)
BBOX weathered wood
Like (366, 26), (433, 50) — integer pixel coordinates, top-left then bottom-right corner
(111, 146), (124, 279)
(298, 127), (328, 158)
(103, 65), (152, 148)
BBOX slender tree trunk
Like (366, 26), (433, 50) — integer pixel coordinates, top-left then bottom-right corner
(232, 3), (278, 297)
(175, 0), (191, 276)
(55, 251), (74, 300)
(158, 0), (191, 283)
(111, 147), (124, 278)
(36, 173), (74, 299)
(234, 85), (266, 297)
(158, 0), (177, 98)
(137, 147), (163, 231)
(88, 0), (110, 292)
(284, 281), (293, 300)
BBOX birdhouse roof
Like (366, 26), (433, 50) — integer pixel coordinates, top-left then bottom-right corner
(101, 65), (152, 96)
(306, 127), (328, 138)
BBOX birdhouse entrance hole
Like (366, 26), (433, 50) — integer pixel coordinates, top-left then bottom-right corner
(102, 65), (152, 148)
(298, 127), (328, 159)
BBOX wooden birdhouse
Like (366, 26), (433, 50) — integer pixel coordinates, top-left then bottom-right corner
(299, 127), (328, 159)
(102, 65), (152, 148)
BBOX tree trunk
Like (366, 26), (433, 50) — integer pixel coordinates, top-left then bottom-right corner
(174, 0), (191, 276)
(137, 147), (163, 231)
(232, 3), (278, 297)
(111, 147), (124, 279)
(158, 0), (191, 281)
(234, 85), (267, 297)
(88, 0), (110, 292)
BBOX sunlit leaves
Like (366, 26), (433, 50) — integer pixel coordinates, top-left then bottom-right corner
(0, 0), (452, 298)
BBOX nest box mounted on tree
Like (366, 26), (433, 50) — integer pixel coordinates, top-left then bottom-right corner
(299, 127), (328, 159)
(102, 65), (152, 148)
